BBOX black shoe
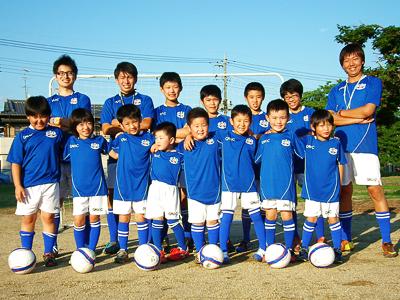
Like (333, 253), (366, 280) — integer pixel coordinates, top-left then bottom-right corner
(227, 240), (236, 254)
(186, 238), (195, 253)
(334, 249), (343, 264)
(297, 248), (308, 262)
(43, 252), (57, 267)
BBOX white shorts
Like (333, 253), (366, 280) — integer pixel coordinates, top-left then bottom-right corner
(15, 183), (60, 215)
(73, 195), (108, 216)
(113, 199), (146, 215)
(145, 181), (180, 220)
(188, 199), (220, 223)
(342, 153), (382, 186)
(294, 173), (304, 187)
(60, 163), (72, 199)
(106, 162), (117, 188)
(220, 192), (260, 211)
(303, 200), (339, 218)
(262, 199), (296, 211)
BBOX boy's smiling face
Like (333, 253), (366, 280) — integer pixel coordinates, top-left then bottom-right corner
(120, 117), (140, 135)
(202, 96), (221, 116)
(245, 90), (264, 113)
(230, 113), (251, 135)
(189, 117), (209, 141)
(160, 81), (181, 102)
(267, 109), (288, 133)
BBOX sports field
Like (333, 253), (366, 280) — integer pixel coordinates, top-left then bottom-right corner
(0, 177), (399, 299)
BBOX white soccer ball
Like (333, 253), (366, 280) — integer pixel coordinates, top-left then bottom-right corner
(265, 243), (291, 269)
(308, 242), (335, 268)
(70, 248), (96, 273)
(199, 244), (224, 270)
(134, 243), (161, 271)
(8, 248), (36, 274)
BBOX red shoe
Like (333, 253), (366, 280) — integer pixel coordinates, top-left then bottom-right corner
(168, 247), (189, 261)
(160, 250), (168, 264)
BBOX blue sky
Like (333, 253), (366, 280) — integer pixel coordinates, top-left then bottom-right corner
(0, 1), (399, 110)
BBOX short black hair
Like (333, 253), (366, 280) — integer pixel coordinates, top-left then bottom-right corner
(25, 96), (51, 117)
(310, 109), (334, 129)
(187, 107), (209, 126)
(53, 55), (78, 75)
(231, 104), (252, 120)
(114, 62), (138, 79)
(154, 122), (176, 139)
(266, 99), (289, 116)
(280, 78), (303, 98)
(200, 85), (222, 101)
(70, 108), (94, 137)
(159, 72), (182, 90)
(244, 82), (265, 98)
(116, 104), (141, 123)
(339, 43), (365, 66)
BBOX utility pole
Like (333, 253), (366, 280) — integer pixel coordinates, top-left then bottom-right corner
(216, 54), (230, 115)
(22, 69), (30, 99)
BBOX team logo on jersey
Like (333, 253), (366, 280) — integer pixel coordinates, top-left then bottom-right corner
(206, 138), (215, 145)
(70, 97), (78, 105)
(121, 137), (127, 142)
(225, 136), (235, 142)
(287, 119), (293, 124)
(141, 139), (150, 147)
(154, 153), (160, 158)
(306, 144), (315, 149)
(134, 99), (141, 105)
(177, 111), (185, 119)
(51, 98), (59, 102)
(115, 99), (122, 104)
(70, 144), (79, 149)
(246, 138), (254, 145)
(261, 139), (270, 144)
(259, 120), (269, 128)
(160, 112), (167, 116)
(90, 143), (100, 150)
(46, 130), (57, 138)
(328, 147), (338, 155)
(281, 139), (291, 147)
(22, 133), (33, 140)
(169, 157), (179, 165)
(303, 115), (309, 122)
(356, 83), (366, 90)
(218, 121), (227, 129)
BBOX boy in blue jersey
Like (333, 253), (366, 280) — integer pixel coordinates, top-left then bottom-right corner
(100, 62), (154, 255)
(145, 122), (189, 262)
(47, 55), (92, 254)
(7, 96), (64, 267)
(297, 110), (347, 263)
(326, 44), (397, 257)
(179, 108), (221, 262)
(218, 105), (266, 263)
(109, 104), (154, 263)
(63, 109), (108, 253)
(255, 100), (302, 261)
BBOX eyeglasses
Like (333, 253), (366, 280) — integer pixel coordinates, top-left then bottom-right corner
(57, 71), (75, 77)
(284, 94), (300, 101)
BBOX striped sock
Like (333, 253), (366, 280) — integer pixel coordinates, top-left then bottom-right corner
(249, 208), (266, 251)
(137, 221), (149, 245)
(20, 231), (34, 250)
(339, 210), (352, 242)
(107, 209), (118, 243)
(73, 224), (86, 249)
(375, 211), (391, 243)
(264, 219), (276, 247)
(191, 224), (205, 251)
(117, 222), (129, 250)
(151, 220), (164, 250)
(207, 223), (220, 245)
(89, 221), (101, 251)
(329, 222), (342, 250)
(241, 209), (251, 243)
(42, 232), (57, 254)
(301, 220), (316, 249)
(219, 210), (234, 252)
(315, 216), (325, 240)
(168, 219), (186, 250)
(283, 219), (296, 249)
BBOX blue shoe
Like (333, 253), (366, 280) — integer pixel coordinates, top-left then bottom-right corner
(252, 248), (265, 262)
(103, 241), (120, 255)
(235, 240), (250, 253)
(223, 252), (230, 264)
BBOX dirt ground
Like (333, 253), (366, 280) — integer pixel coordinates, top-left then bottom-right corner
(0, 201), (399, 300)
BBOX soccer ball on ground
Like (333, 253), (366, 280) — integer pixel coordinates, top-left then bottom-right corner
(8, 248), (36, 274)
(70, 248), (96, 273)
(134, 243), (161, 271)
(265, 243), (291, 269)
(308, 242), (335, 268)
(199, 244), (224, 269)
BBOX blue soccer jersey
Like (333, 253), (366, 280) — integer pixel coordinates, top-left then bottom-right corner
(63, 135), (109, 197)
(7, 126), (64, 188)
(297, 136), (347, 203)
(153, 103), (191, 129)
(100, 91), (154, 125)
(255, 129), (302, 201)
(111, 132), (154, 201)
(47, 92), (91, 118)
(326, 75), (381, 155)
(250, 111), (269, 135)
(150, 150), (183, 186)
(209, 114), (232, 133)
(179, 133), (221, 205)
(217, 130), (257, 192)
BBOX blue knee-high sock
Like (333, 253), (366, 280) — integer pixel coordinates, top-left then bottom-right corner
(249, 208), (266, 251)
(89, 221), (101, 251)
(107, 209), (118, 243)
(117, 222), (129, 251)
(339, 210), (352, 242)
(181, 209), (191, 239)
(301, 220), (316, 249)
(161, 219), (169, 242)
(73, 224), (86, 249)
(20, 231), (34, 250)
(207, 223), (220, 245)
(167, 219), (186, 249)
(282, 219), (296, 249)
(151, 220), (164, 251)
(315, 216), (325, 240)
(292, 211), (300, 239)
(329, 222), (342, 250)
(219, 210), (234, 252)
(376, 211), (392, 243)
(241, 209), (251, 243)
(137, 221), (149, 245)
(42, 232), (56, 254)
(191, 224), (205, 252)
(147, 219), (153, 243)
(264, 219), (276, 247)
(84, 215), (91, 246)
(53, 212), (60, 248)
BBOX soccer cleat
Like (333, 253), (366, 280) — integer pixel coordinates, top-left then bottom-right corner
(227, 240), (236, 254)
(235, 240), (250, 253)
(316, 236), (326, 243)
(297, 248), (308, 262)
(103, 241), (120, 255)
(194, 252), (201, 264)
(292, 235), (302, 254)
(114, 249), (129, 264)
(333, 249), (343, 264)
(43, 252), (57, 267)
(52, 245), (59, 257)
(223, 252), (230, 264)
(160, 250), (168, 264)
(340, 240), (355, 252)
(186, 238), (195, 253)
(252, 248), (265, 262)
(382, 242), (398, 258)
(289, 249), (297, 263)
(168, 247), (189, 262)
(162, 237), (171, 254)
